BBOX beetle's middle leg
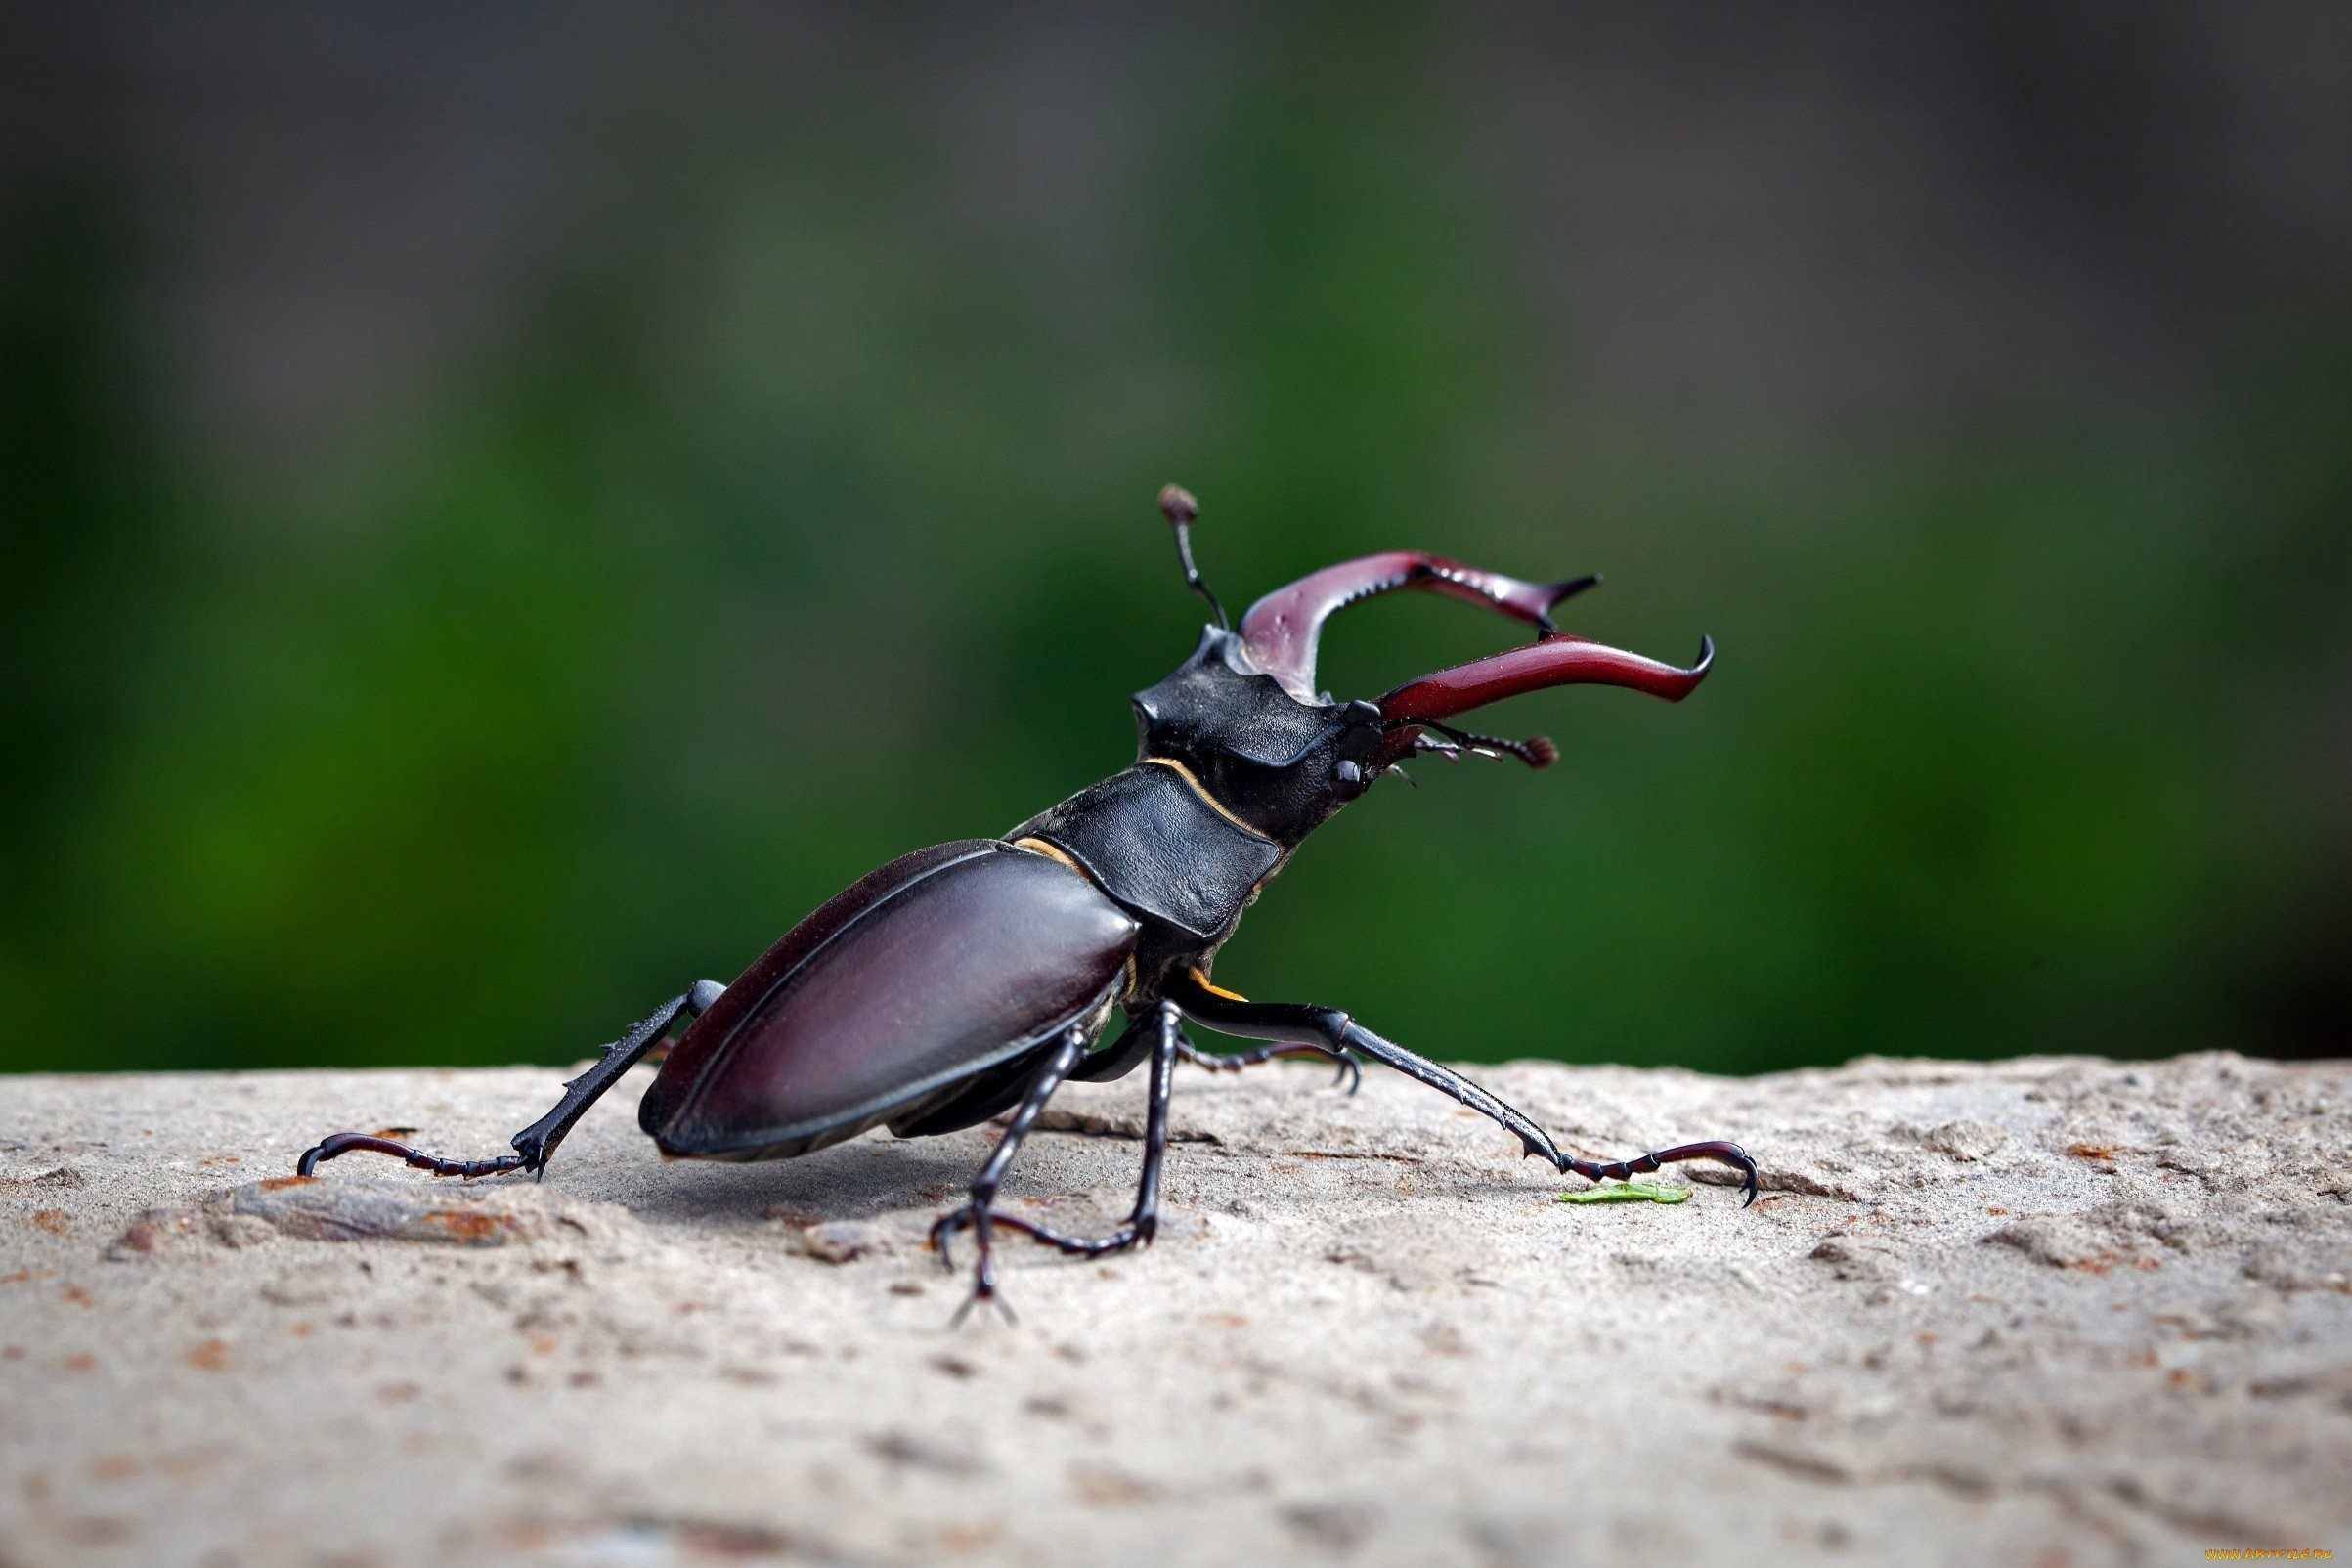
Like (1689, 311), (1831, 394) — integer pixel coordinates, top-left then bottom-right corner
(293, 980), (728, 1181)
(1165, 972), (1759, 1203)
(982, 1000), (1183, 1260)
(930, 1023), (1090, 1322)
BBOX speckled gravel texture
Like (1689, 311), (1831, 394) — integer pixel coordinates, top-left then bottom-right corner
(2, 1051), (2347, 1566)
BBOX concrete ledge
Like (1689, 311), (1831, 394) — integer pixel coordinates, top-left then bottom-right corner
(2, 1052), (2347, 1565)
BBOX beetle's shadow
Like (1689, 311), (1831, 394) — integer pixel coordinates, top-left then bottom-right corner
(603, 1129), (1001, 1229)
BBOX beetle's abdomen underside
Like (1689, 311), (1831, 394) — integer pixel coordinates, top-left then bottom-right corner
(640, 841), (1138, 1161)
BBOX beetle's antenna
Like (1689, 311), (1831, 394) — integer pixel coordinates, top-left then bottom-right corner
(1413, 720), (1559, 770)
(1158, 483), (1229, 631)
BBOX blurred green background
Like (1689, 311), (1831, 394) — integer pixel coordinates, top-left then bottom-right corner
(3, 6), (2346, 1077)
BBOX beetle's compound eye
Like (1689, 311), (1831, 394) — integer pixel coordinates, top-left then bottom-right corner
(1335, 760), (1364, 788)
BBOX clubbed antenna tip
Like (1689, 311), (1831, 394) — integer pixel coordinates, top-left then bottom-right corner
(1406, 719), (1560, 771)
(1158, 483), (1198, 528)
(1156, 482), (1226, 629)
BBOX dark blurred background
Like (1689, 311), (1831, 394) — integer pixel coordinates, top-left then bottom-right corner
(3, 4), (2347, 1077)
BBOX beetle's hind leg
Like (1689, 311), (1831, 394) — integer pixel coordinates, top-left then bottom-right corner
(294, 980), (727, 1181)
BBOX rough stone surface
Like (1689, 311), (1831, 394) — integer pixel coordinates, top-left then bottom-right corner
(1, 1052), (2347, 1566)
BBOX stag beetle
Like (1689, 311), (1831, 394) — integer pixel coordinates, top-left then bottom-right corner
(296, 487), (1756, 1314)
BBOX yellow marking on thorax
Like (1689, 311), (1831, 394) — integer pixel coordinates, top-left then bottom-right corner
(1139, 757), (1270, 841)
(1010, 836), (1086, 877)
(1188, 967), (1249, 1004)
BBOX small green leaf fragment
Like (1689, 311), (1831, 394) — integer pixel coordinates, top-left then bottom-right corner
(1558, 1179), (1691, 1204)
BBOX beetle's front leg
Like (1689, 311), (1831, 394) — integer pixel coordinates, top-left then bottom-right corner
(1164, 973), (1758, 1204)
(930, 1024), (1090, 1323)
(1176, 1037), (1362, 1093)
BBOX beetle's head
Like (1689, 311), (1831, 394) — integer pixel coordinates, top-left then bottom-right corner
(1132, 625), (1388, 846)
(1136, 484), (1712, 847)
